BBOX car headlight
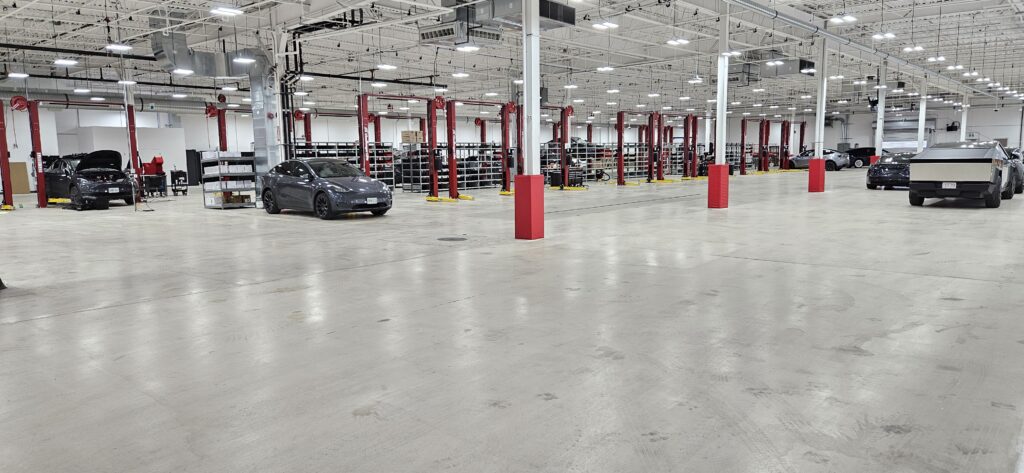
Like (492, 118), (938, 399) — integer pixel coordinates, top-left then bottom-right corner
(326, 183), (352, 193)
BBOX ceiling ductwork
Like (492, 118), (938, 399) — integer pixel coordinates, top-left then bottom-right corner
(150, 29), (279, 173)
(419, 0), (574, 49)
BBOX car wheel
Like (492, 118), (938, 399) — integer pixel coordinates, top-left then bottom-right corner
(314, 192), (336, 220)
(885, 186), (894, 190)
(853, 158), (865, 168)
(788, 160), (796, 169)
(985, 190), (1002, 208)
(909, 191), (924, 206)
(866, 183), (877, 190)
(371, 208), (389, 216)
(69, 186), (85, 211)
(825, 161), (837, 171)
(262, 190), (281, 214)
(124, 195), (134, 206)
(1001, 178), (1015, 200)
(1015, 176), (1024, 194)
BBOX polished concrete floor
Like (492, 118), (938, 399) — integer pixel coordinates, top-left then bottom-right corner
(2, 169), (1024, 472)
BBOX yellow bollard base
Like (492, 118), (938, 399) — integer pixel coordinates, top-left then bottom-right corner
(499, 190), (514, 196)
(551, 186), (588, 191)
(0, 204), (13, 211)
(653, 179), (676, 183)
(457, 194), (475, 201)
(48, 198), (71, 204)
(426, 196), (458, 203)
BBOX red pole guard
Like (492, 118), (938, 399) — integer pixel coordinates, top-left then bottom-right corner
(655, 114), (665, 181)
(0, 100), (12, 208)
(446, 100), (458, 199)
(373, 114), (382, 143)
(516, 103), (524, 175)
(217, 108), (228, 152)
(499, 103), (512, 192)
(780, 121), (790, 170)
(586, 123), (593, 142)
(616, 111), (625, 185)
(799, 121), (807, 153)
(304, 113), (313, 144)
(357, 94), (371, 176)
(739, 118), (747, 175)
(28, 101), (46, 208)
(646, 115), (655, 182)
(559, 106), (572, 188)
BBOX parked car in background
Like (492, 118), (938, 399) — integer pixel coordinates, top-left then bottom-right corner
(1004, 147), (1024, 194)
(262, 158), (392, 219)
(788, 148), (850, 171)
(866, 152), (915, 189)
(846, 147), (890, 168)
(43, 150), (134, 210)
(908, 142), (1016, 207)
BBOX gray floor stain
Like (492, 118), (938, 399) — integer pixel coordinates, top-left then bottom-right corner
(537, 393), (559, 401)
(594, 346), (625, 360)
(352, 403), (382, 419)
(882, 424), (913, 435)
(834, 345), (874, 356)
(488, 400), (511, 409)
(641, 431), (669, 442)
(376, 318), (390, 323)
(802, 451), (830, 464)
(991, 401), (1016, 410)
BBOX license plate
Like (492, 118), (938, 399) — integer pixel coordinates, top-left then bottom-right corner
(366, 197), (378, 205)
(107, 187), (120, 193)
(941, 182), (956, 190)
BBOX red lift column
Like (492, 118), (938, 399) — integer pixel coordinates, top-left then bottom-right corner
(616, 111), (625, 185)
(586, 123), (593, 142)
(357, 94), (371, 176)
(682, 115), (691, 177)
(799, 121), (807, 153)
(689, 115), (698, 178)
(499, 103), (513, 194)
(558, 106), (573, 189)
(655, 114), (665, 181)
(27, 100), (46, 208)
(217, 108), (228, 152)
(739, 118), (747, 175)
(419, 117), (426, 140)
(426, 96), (444, 199)
(303, 113), (313, 144)
(0, 100), (12, 210)
(551, 122), (559, 143)
(646, 114), (656, 182)
(126, 104), (144, 200)
(781, 121), (791, 170)
(475, 117), (487, 143)
(446, 101), (460, 200)
(372, 114), (382, 144)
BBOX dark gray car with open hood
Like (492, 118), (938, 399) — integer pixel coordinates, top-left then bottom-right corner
(261, 158), (392, 219)
(43, 150), (134, 210)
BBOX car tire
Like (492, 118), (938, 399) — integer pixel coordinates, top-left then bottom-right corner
(788, 160), (796, 169)
(1015, 177), (1024, 194)
(262, 190), (281, 214)
(314, 192), (336, 220)
(371, 208), (389, 216)
(909, 191), (924, 206)
(69, 186), (85, 211)
(867, 184), (878, 190)
(1001, 178), (1015, 200)
(985, 190), (1002, 208)
(825, 161), (837, 171)
(853, 158), (865, 168)
(124, 195), (134, 206)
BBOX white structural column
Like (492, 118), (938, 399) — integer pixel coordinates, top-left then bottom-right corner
(917, 78), (928, 153)
(714, 5), (729, 165)
(875, 61), (887, 152)
(813, 38), (828, 160)
(704, 109), (712, 146)
(522, 0), (541, 174)
(960, 96), (969, 142)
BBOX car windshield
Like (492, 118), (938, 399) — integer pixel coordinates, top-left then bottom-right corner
(798, 149), (831, 157)
(64, 159), (81, 170)
(308, 161), (362, 178)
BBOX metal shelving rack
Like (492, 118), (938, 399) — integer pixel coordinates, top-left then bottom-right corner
(201, 151), (257, 209)
(286, 141), (395, 187)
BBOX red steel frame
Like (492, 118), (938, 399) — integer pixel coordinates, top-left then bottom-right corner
(475, 117), (487, 142)
(682, 114), (691, 177)
(358, 93), (445, 196)
(447, 98), (516, 197)
(445, 101), (460, 199)
(499, 102), (515, 192)
(739, 118), (747, 175)
(615, 111), (626, 185)
(515, 104), (524, 175)
(799, 121), (807, 153)
(28, 101), (45, 208)
(689, 115), (698, 178)
(217, 108), (228, 152)
(558, 106), (574, 188)
(586, 123), (593, 142)
(0, 100), (12, 209)
(780, 121), (791, 170)
(303, 113), (313, 144)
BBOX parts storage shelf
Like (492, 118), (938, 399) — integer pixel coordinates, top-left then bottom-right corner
(399, 142), (503, 193)
(201, 151), (257, 209)
(285, 141), (396, 188)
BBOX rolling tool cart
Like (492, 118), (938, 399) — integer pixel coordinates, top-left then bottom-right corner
(170, 170), (188, 196)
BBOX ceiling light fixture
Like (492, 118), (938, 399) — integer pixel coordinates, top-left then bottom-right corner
(54, 58), (78, 66)
(376, 64), (397, 71)
(564, 84), (578, 89)
(172, 68), (194, 76)
(211, 6), (244, 16)
(222, 86), (238, 91)
(452, 72), (469, 78)
(90, 97), (105, 102)
(117, 79), (136, 85)
(172, 93), (188, 98)
(607, 89), (620, 94)
(233, 57), (256, 64)
(596, 66), (615, 72)
(370, 82), (386, 88)
(666, 38), (690, 46)
(8, 72), (28, 79)
(455, 44), (480, 52)
(105, 43), (132, 52)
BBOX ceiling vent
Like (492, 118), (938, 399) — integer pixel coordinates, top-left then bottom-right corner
(487, 0), (575, 30)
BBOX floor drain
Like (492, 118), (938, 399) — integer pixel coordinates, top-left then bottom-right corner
(438, 237), (467, 242)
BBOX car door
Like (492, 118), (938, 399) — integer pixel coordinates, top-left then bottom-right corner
(279, 161), (315, 211)
(272, 161), (302, 209)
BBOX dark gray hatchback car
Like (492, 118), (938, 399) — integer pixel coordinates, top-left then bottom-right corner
(261, 159), (392, 219)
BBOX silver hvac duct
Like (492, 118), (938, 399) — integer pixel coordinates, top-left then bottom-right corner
(151, 31), (279, 173)
(721, 0), (996, 99)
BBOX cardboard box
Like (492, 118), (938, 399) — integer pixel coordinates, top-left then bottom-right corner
(401, 130), (424, 143)
(8, 162), (30, 194)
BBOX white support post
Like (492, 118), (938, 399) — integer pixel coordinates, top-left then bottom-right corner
(813, 38), (828, 159)
(960, 96), (969, 142)
(917, 78), (927, 153)
(522, 0), (541, 175)
(875, 61), (887, 151)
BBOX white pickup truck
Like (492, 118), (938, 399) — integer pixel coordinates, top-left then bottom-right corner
(908, 142), (1017, 208)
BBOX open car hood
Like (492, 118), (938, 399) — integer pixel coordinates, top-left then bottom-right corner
(75, 150), (122, 172)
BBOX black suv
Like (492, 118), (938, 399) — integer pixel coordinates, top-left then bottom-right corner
(846, 147), (890, 169)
